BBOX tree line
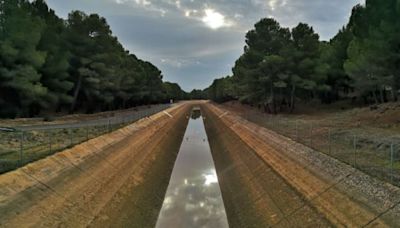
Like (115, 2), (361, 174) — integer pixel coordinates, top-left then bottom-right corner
(0, 0), (186, 118)
(204, 0), (400, 113)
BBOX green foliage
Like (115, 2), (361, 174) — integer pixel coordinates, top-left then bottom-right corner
(0, 0), (47, 117)
(0, 0), (185, 117)
(205, 76), (234, 102)
(206, 0), (400, 112)
(211, 19), (323, 113)
(188, 89), (206, 100)
(344, 0), (400, 103)
(32, 0), (74, 110)
(162, 82), (185, 102)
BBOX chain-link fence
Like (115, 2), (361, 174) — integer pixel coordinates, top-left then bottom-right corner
(243, 111), (400, 187)
(0, 104), (170, 174)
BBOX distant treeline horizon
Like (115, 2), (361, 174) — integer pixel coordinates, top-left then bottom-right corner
(203, 0), (400, 113)
(0, 0), (188, 118)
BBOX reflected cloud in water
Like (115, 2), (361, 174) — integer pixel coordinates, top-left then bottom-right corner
(204, 170), (218, 186)
(156, 108), (228, 228)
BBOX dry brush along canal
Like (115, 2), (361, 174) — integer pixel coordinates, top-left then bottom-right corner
(0, 101), (399, 227)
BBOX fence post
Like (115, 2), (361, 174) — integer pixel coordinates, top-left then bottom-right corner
(328, 128), (331, 155)
(353, 135), (357, 167)
(86, 127), (89, 141)
(310, 123), (313, 147)
(69, 129), (73, 146)
(275, 117), (281, 132)
(278, 118), (281, 131)
(271, 116), (274, 129)
(49, 130), (52, 154)
(19, 131), (24, 166)
(391, 143), (394, 184)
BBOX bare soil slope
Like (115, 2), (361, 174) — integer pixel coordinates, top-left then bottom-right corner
(203, 106), (332, 227)
(0, 103), (191, 227)
(203, 102), (400, 227)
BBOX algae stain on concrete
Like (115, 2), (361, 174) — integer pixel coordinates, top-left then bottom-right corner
(156, 108), (229, 228)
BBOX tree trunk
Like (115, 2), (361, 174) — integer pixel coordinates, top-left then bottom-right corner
(70, 74), (83, 112)
(363, 96), (368, 105)
(279, 88), (283, 112)
(270, 84), (277, 114)
(379, 87), (385, 103)
(373, 90), (379, 104)
(263, 103), (271, 113)
(392, 75), (399, 101)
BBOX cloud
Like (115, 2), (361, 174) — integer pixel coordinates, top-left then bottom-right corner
(111, 0), (238, 30)
(116, 0), (151, 6)
(160, 58), (202, 68)
(112, 0), (167, 17)
(202, 9), (232, 30)
(46, 0), (364, 91)
(157, 169), (227, 227)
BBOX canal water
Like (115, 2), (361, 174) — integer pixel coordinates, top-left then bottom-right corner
(156, 108), (229, 228)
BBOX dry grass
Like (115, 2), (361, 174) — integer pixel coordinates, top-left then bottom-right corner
(221, 101), (400, 185)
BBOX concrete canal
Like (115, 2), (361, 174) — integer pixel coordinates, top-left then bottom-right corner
(1, 102), (399, 227)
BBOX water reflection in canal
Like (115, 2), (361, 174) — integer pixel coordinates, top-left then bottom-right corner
(156, 108), (229, 228)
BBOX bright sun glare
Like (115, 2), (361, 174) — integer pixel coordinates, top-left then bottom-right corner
(202, 9), (228, 30)
(203, 172), (218, 186)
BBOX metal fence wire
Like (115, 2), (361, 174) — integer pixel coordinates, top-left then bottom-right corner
(245, 111), (400, 187)
(0, 104), (170, 174)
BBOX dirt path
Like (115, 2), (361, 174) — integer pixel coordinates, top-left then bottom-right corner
(0, 104), (170, 129)
(202, 102), (400, 227)
(0, 103), (191, 227)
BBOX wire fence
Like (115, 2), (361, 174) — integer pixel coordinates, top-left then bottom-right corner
(0, 104), (170, 174)
(242, 111), (400, 187)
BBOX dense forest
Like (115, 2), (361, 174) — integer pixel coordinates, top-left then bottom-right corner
(0, 0), (186, 118)
(205, 0), (400, 113)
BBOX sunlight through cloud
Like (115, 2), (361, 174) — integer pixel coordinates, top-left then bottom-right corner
(202, 9), (231, 30)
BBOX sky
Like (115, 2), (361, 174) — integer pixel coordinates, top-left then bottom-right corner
(45, 0), (364, 91)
